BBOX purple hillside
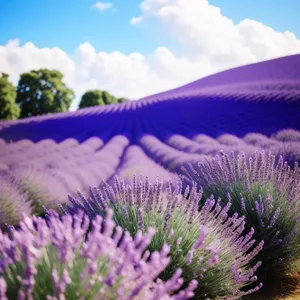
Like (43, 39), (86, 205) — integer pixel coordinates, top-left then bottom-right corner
(0, 55), (300, 204)
(0, 55), (299, 143)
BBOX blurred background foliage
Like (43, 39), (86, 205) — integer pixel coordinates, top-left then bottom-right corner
(0, 69), (127, 120)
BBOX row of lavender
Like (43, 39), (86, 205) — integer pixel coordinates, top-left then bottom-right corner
(0, 130), (299, 297)
(0, 149), (299, 298)
(0, 129), (300, 222)
(1, 55), (300, 298)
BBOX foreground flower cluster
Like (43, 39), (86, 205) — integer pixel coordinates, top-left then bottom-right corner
(65, 175), (263, 299)
(0, 209), (198, 299)
(0, 149), (299, 299)
(0, 55), (300, 298)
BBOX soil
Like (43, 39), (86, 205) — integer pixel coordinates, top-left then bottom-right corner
(245, 271), (300, 300)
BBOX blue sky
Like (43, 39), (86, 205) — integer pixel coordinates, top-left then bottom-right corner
(1, 0), (299, 55)
(1, 0), (300, 109)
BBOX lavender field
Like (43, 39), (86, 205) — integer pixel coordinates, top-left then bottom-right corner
(0, 55), (300, 299)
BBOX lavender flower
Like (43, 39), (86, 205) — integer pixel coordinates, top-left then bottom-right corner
(0, 209), (196, 299)
(5, 167), (68, 215)
(182, 150), (300, 275)
(65, 175), (263, 299)
(115, 145), (179, 183)
(272, 129), (300, 142)
(139, 135), (206, 174)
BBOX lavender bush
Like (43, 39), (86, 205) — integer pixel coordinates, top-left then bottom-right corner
(0, 209), (198, 299)
(167, 134), (259, 157)
(0, 176), (32, 228)
(0, 139), (33, 156)
(6, 167), (69, 215)
(167, 134), (226, 156)
(115, 145), (179, 184)
(192, 135), (220, 146)
(272, 129), (300, 142)
(217, 134), (247, 147)
(65, 175), (263, 299)
(140, 135), (205, 174)
(182, 151), (300, 277)
(242, 133), (280, 148)
(271, 141), (300, 165)
(0, 138), (5, 147)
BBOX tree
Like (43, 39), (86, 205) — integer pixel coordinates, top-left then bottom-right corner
(79, 90), (127, 109)
(102, 90), (117, 105)
(79, 90), (105, 109)
(0, 73), (20, 120)
(16, 69), (74, 118)
(117, 97), (128, 103)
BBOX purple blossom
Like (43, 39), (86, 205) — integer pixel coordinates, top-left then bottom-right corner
(268, 207), (280, 228)
(193, 227), (208, 250)
(66, 175), (263, 298)
(6, 167), (69, 210)
(240, 196), (246, 212)
(182, 150), (300, 275)
(0, 210), (197, 299)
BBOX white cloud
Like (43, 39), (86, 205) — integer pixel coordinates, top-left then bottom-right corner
(92, 2), (113, 12)
(133, 0), (300, 65)
(130, 16), (143, 25)
(1, 0), (300, 111)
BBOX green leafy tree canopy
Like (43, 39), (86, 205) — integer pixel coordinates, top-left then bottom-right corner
(16, 69), (74, 118)
(117, 97), (127, 103)
(0, 73), (20, 120)
(79, 90), (127, 109)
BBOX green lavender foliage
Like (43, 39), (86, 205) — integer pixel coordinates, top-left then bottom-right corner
(182, 151), (300, 276)
(112, 204), (231, 287)
(0, 210), (197, 299)
(66, 175), (264, 300)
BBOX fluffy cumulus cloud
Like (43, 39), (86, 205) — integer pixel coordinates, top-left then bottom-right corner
(1, 0), (300, 110)
(92, 2), (113, 12)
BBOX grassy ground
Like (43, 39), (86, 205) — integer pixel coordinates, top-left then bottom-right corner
(246, 271), (300, 300)
(275, 272), (300, 300)
(277, 272), (300, 300)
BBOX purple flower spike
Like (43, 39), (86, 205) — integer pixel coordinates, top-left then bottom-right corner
(0, 210), (196, 299)
(193, 227), (208, 249)
(66, 175), (263, 299)
(183, 150), (300, 275)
